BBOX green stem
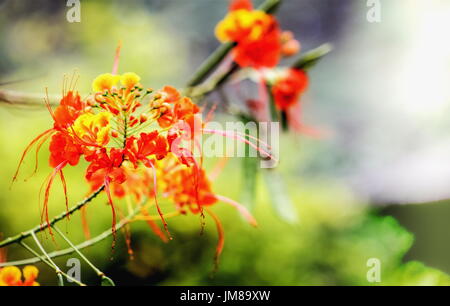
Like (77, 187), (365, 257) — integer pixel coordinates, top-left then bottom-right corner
(0, 186), (104, 249)
(52, 226), (107, 280)
(30, 231), (67, 286)
(19, 241), (86, 286)
(1, 201), (142, 267)
(292, 43), (333, 70)
(186, 42), (236, 88)
(189, 63), (240, 98)
(266, 83), (279, 122)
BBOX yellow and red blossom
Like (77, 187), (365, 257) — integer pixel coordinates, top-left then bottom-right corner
(215, 0), (283, 68)
(215, 0), (301, 68)
(13, 67), (260, 263)
(215, 9), (275, 43)
(0, 266), (39, 286)
(151, 86), (200, 129)
(87, 161), (154, 202)
(125, 131), (168, 168)
(71, 112), (112, 147)
(93, 72), (145, 115)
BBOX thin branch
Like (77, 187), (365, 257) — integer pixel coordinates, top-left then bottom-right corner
(0, 89), (59, 107)
(19, 240), (85, 286)
(189, 63), (240, 98)
(292, 43), (333, 70)
(30, 231), (67, 286)
(0, 186), (105, 248)
(1, 201), (143, 267)
(53, 225), (113, 285)
(186, 42), (236, 88)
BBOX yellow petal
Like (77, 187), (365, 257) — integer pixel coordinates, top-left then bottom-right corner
(92, 73), (120, 92)
(215, 9), (271, 42)
(23, 265), (39, 281)
(72, 112), (112, 146)
(0, 266), (22, 286)
(120, 72), (141, 89)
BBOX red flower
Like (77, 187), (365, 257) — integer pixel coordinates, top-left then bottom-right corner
(51, 91), (85, 131)
(159, 155), (217, 214)
(86, 148), (126, 184)
(272, 68), (309, 110)
(154, 89), (200, 129)
(233, 25), (281, 68)
(13, 91), (86, 182)
(167, 114), (203, 167)
(49, 132), (83, 168)
(229, 0), (253, 11)
(174, 97), (200, 120)
(125, 131), (168, 168)
(160, 85), (181, 103)
(85, 148), (126, 248)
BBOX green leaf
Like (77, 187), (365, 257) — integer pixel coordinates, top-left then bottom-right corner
(241, 155), (259, 211)
(263, 169), (298, 223)
(238, 115), (260, 211)
(293, 43), (333, 71)
(258, 0), (282, 14)
(266, 83), (279, 123)
(57, 273), (65, 286)
(101, 276), (115, 286)
(384, 261), (450, 285)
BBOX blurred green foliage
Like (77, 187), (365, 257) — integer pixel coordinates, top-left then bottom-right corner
(2, 127), (450, 285)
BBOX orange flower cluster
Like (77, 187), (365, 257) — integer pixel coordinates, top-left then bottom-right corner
(0, 266), (39, 286)
(13, 71), (257, 258)
(215, 0), (314, 133)
(215, 0), (300, 68)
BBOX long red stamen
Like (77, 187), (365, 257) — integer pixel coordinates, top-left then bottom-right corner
(116, 205), (134, 259)
(44, 88), (56, 121)
(140, 207), (168, 243)
(25, 129), (53, 181)
(123, 223), (134, 260)
(205, 208), (224, 270)
(202, 128), (276, 162)
(58, 170), (69, 220)
(191, 162), (204, 226)
(42, 161), (68, 238)
(104, 177), (117, 250)
(147, 160), (172, 240)
(69, 126), (102, 148)
(215, 194), (258, 227)
(11, 128), (54, 185)
(80, 206), (91, 240)
(257, 69), (271, 122)
(287, 104), (327, 138)
(208, 156), (229, 181)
